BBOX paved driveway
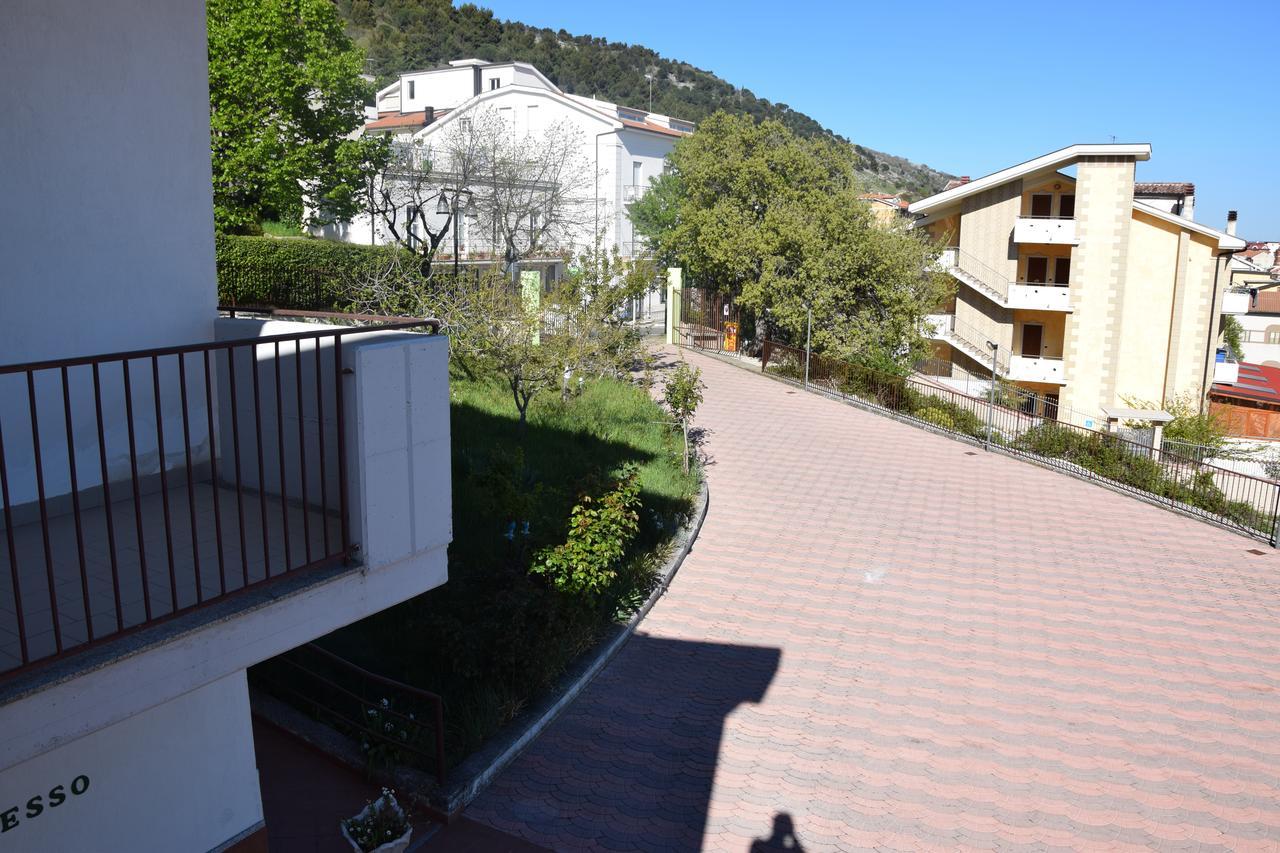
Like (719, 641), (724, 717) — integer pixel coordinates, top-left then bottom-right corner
(469, 349), (1280, 851)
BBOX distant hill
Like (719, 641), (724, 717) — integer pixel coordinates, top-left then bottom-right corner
(335, 0), (953, 199)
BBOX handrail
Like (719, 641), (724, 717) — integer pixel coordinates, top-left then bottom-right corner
(0, 319), (437, 375)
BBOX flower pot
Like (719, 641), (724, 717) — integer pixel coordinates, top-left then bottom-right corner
(341, 794), (412, 853)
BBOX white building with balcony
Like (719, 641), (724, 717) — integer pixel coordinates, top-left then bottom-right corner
(314, 58), (693, 275)
(912, 144), (1245, 421)
(0, 4), (452, 850)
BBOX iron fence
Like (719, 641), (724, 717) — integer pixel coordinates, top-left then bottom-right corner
(757, 340), (1280, 544)
(678, 287), (747, 354)
(218, 264), (341, 314)
(0, 319), (435, 679)
(250, 642), (447, 785)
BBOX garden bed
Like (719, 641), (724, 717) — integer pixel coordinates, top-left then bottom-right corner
(316, 366), (700, 769)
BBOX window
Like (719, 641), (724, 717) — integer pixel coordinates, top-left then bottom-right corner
(408, 80), (415, 100)
(1058, 194), (1075, 218)
(632, 161), (643, 186)
(459, 118), (472, 134)
(1030, 194), (1053, 217)
(490, 78), (500, 90)
(1267, 326), (1280, 345)
(526, 104), (539, 133)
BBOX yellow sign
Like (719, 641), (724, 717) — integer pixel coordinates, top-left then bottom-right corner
(723, 322), (739, 353)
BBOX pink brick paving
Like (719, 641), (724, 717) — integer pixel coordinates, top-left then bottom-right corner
(466, 348), (1280, 851)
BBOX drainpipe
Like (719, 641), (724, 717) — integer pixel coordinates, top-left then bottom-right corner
(593, 127), (617, 273)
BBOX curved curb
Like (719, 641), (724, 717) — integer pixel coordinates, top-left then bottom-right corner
(439, 478), (710, 815)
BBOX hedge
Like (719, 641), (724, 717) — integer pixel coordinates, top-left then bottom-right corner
(215, 234), (410, 312)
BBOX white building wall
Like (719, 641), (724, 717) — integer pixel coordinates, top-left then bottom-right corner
(399, 67), (476, 112)
(0, 0), (216, 365)
(329, 80), (684, 261)
(0, 673), (262, 853)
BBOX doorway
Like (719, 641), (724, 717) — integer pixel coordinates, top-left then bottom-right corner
(1021, 323), (1043, 357)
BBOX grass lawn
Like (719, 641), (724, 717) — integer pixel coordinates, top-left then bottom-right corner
(260, 219), (305, 238)
(322, 364), (700, 766)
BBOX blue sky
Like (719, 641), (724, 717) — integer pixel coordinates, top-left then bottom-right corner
(479, 0), (1278, 239)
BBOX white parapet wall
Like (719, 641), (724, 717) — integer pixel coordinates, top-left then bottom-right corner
(0, 320), (453, 852)
(0, 672), (262, 852)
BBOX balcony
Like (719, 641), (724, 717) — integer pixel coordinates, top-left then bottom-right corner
(1221, 288), (1251, 316)
(1214, 348), (1239, 384)
(1007, 283), (1073, 312)
(0, 316), (447, 680)
(1014, 216), (1078, 245)
(1007, 355), (1067, 384)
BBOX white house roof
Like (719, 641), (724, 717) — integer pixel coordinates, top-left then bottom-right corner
(908, 143), (1152, 215)
(411, 83), (620, 141)
(1132, 200), (1246, 251)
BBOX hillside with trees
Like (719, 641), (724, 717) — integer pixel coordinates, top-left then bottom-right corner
(333, 0), (953, 198)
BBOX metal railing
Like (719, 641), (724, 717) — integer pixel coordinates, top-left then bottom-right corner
(937, 247), (1014, 303)
(0, 319), (434, 679)
(251, 642), (446, 785)
(218, 264), (342, 314)
(756, 339), (1280, 544)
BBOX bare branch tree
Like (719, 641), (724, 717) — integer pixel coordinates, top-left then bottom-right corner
(365, 138), (448, 278)
(458, 110), (596, 274)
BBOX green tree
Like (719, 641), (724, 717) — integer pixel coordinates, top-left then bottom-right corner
(638, 112), (950, 369)
(662, 361), (705, 474)
(208, 0), (383, 232)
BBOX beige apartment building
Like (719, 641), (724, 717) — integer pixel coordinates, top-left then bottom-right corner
(909, 144), (1246, 423)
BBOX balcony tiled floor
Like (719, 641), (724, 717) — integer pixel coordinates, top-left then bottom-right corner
(0, 481), (340, 671)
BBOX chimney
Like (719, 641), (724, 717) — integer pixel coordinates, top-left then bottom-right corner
(1227, 210), (1238, 237)
(424, 106), (435, 125)
(960, 176), (970, 184)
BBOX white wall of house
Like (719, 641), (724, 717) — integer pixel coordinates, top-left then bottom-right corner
(0, 672), (262, 852)
(0, 0), (216, 366)
(341, 65), (687, 262)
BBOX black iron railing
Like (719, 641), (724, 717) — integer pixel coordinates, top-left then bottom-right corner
(756, 339), (1280, 544)
(252, 643), (447, 785)
(0, 319), (434, 679)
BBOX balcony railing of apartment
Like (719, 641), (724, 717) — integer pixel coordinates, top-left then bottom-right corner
(937, 247), (1012, 303)
(1007, 354), (1067, 384)
(0, 318), (435, 680)
(1221, 286), (1252, 316)
(938, 248), (1072, 311)
(1214, 347), (1240, 384)
(1013, 216), (1078, 245)
(924, 312), (1011, 375)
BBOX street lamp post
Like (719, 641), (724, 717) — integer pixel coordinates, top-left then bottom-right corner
(985, 341), (999, 450)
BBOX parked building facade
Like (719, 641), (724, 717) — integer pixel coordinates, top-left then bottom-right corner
(1, 3), (452, 850)
(314, 58), (692, 273)
(909, 144), (1246, 422)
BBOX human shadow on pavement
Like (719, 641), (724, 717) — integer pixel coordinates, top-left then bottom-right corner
(471, 633), (780, 852)
(751, 813), (806, 851)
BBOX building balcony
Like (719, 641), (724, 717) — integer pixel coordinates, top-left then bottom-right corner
(1007, 283), (1073, 312)
(1007, 355), (1067, 384)
(0, 316), (449, 683)
(1214, 348), (1239, 384)
(1013, 216), (1078, 245)
(1221, 288), (1251, 316)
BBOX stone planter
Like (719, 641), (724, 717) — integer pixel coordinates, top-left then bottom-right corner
(340, 793), (412, 853)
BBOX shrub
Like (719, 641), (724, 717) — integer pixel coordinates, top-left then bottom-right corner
(916, 406), (955, 430)
(531, 466), (642, 595)
(215, 234), (409, 311)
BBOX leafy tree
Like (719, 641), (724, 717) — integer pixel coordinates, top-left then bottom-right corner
(208, 0), (384, 231)
(638, 112), (950, 369)
(1223, 314), (1245, 362)
(662, 361), (705, 474)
